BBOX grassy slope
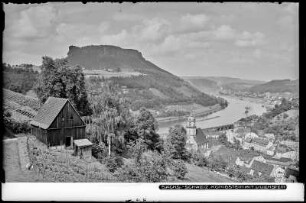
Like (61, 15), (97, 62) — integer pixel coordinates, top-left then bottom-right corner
(26, 135), (116, 182)
(185, 163), (234, 182)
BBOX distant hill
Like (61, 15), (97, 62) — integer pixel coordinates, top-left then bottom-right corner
(182, 76), (219, 94)
(183, 76), (265, 93)
(249, 79), (299, 94)
(66, 45), (224, 110)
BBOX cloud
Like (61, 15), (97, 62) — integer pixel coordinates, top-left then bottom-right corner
(137, 18), (170, 41)
(228, 55), (254, 64)
(98, 22), (110, 33)
(176, 13), (210, 33)
(181, 13), (209, 27)
(283, 3), (298, 14)
(253, 49), (262, 58)
(9, 4), (57, 39)
(150, 35), (182, 54)
(213, 25), (236, 40)
(55, 22), (108, 46)
(113, 12), (142, 21)
(235, 31), (265, 47)
(277, 3), (298, 30)
(100, 29), (129, 46)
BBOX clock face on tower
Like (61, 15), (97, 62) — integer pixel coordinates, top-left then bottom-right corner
(190, 122), (194, 126)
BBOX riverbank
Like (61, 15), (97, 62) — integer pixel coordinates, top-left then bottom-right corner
(156, 104), (222, 123)
(219, 94), (266, 105)
(157, 95), (267, 135)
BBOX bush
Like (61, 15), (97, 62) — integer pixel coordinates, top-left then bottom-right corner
(4, 116), (31, 134)
(115, 162), (143, 182)
(171, 160), (188, 180)
(103, 154), (124, 173)
(196, 155), (208, 167)
(92, 142), (108, 159)
(208, 155), (227, 172)
(115, 151), (168, 182)
(190, 152), (208, 167)
(137, 151), (168, 182)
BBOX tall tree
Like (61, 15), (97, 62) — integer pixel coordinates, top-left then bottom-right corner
(132, 107), (163, 152)
(89, 84), (133, 155)
(166, 125), (189, 160)
(35, 56), (92, 116)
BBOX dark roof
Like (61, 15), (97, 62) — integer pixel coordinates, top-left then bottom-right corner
(30, 97), (74, 129)
(262, 154), (292, 163)
(285, 167), (299, 179)
(251, 160), (274, 176)
(195, 128), (208, 145)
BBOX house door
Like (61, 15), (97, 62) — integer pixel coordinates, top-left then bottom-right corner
(65, 136), (72, 147)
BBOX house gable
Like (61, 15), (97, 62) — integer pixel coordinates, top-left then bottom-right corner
(49, 100), (85, 129)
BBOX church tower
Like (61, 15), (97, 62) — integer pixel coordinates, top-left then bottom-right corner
(186, 115), (198, 151)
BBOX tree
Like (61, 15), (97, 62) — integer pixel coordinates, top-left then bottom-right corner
(132, 108), (163, 152)
(171, 160), (188, 179)
(166, 125), (189, 161)
(208, 155), (227, 172)
(192, 152), (208, 167)
(115, 150), (168, 182)
(3, 63), (39, 94)
(35, 57), (92, 116)
(245, 106), (251, 117)
(90, 94), (133, 156)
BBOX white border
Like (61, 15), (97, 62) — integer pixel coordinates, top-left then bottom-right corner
(2, 183), (304, 201)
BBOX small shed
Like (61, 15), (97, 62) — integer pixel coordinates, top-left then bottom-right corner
(30, 97), (86, 147)
(73, 139), (93, 160)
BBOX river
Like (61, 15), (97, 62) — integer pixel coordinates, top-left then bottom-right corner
(157, 95), (267, 135)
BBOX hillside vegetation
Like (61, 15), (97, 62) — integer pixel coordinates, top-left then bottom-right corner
(248, 79), (299, 94)
(183, 76), (265, 93)
(3, 88), (41, 111)
(183, 77), (220, 94)
(66, 45), (227, 110)
(3, 63), (39, 94)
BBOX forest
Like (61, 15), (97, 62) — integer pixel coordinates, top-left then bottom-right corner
(3, 63), (39, 94)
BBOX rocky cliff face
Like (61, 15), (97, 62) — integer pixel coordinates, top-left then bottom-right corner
(68, 45), (143, 60)
(67, 45), (147, 71)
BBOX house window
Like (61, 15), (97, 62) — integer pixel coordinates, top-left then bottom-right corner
(69, 115), (74, 127)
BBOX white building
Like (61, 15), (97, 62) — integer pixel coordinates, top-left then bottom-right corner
(185, 116), (209, 152)
(186, 115), (198, 152)
(245, 132), (259, 140)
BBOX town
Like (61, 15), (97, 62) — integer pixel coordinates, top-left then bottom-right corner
(184, 110), (299, 183)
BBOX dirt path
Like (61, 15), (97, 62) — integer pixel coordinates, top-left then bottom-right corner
(3, 138), (43, 182)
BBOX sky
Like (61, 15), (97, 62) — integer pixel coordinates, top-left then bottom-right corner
(3, 2), (299, 81)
